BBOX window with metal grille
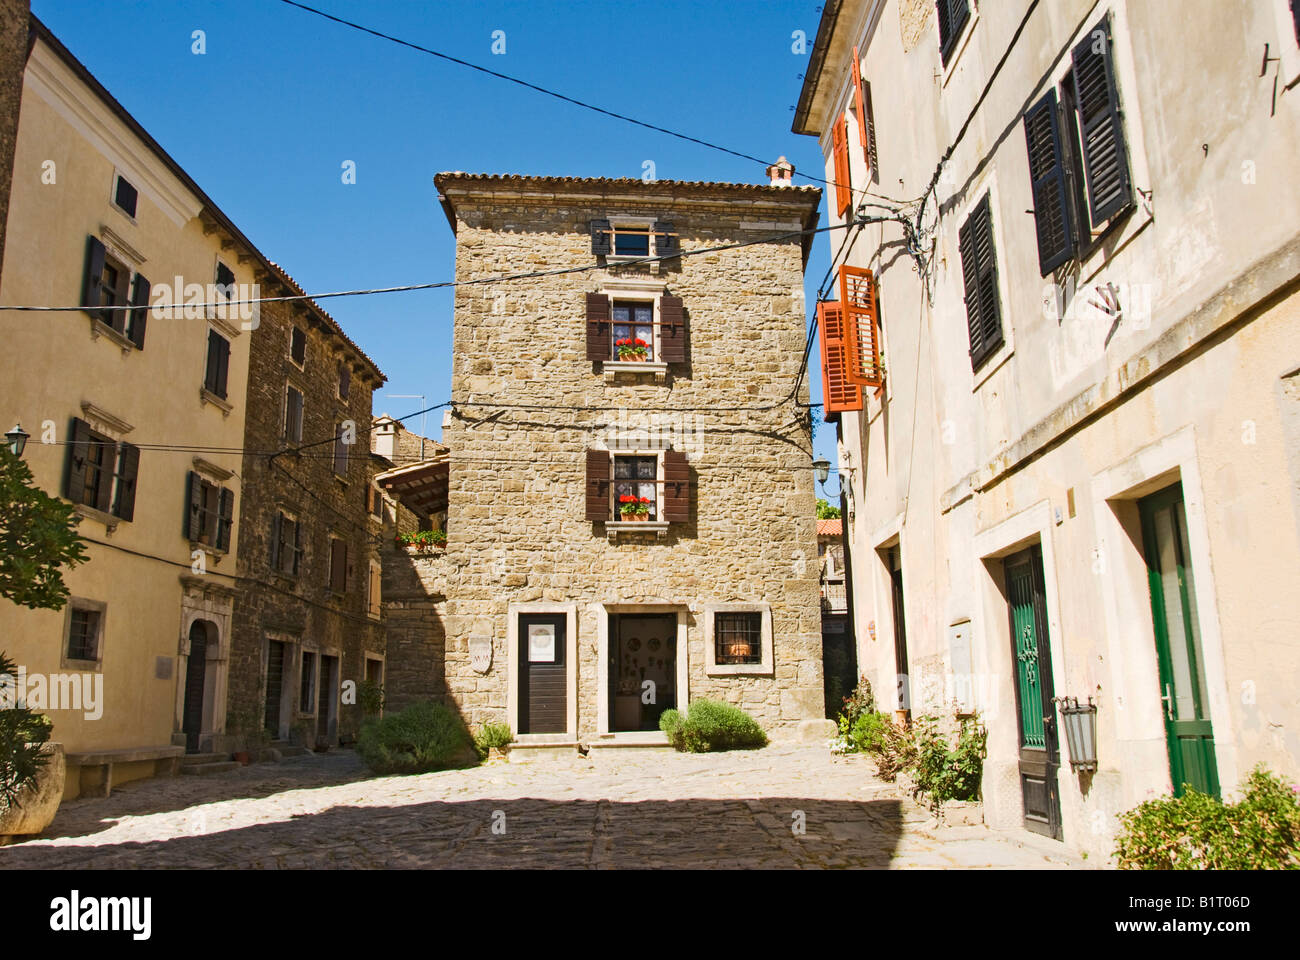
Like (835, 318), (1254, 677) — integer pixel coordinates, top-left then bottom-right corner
(613, 455), (657, 521)
(715, 612), (762, 665)
(67, 608), (101, 661)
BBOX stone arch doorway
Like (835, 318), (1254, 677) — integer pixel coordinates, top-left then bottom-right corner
(183, 620), (217, 754)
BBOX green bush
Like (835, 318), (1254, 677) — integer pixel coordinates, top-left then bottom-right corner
(1, 652), (52, 809)
(841, 710), (892, 755)
(911, 715), (986, 811)
(472, 722), (513, 760)
(871, 716), (919, 782)
(838, 674), (876, 731)
(663, 699), (767, 753)
(1115, 767), (1300, 869)
(356, 701), (476, 775)
(356, 679), (385, 718)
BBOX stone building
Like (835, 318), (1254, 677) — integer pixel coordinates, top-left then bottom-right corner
(422, 172), (827, 747)
(796, 0), (1300, 857)
(225, 265), (386, 750)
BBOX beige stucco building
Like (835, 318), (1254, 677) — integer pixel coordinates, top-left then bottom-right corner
(797, 0), (1300, 858)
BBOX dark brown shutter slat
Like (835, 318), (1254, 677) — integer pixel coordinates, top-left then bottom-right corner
(127, 274), (149, 348)
(585, 448), (610, 521)
(652, 220), (679, 258)
(82, 236), (105, 320)
(586, 292), (611, 361)
(293, 521), (302, 575)
(958, 195), (1004, 370)
(269, 511), (281, 569)
(113, 442), (139, 521)
(590, 219), (612, 256)
(187, 471), (204, 540)
(659, 294), (686, 363)
(216, 488), (233, 551)
(65, 417), (91, 503)
(95, 440), (117, 513)
(1024, 89), (1076, 275)
(662, 449), (690, 524)
(1071, 16), (1132, 227)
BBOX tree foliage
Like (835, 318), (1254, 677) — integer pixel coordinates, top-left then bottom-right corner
(0, 446), (87, 610)
(816, 498), (842, 519)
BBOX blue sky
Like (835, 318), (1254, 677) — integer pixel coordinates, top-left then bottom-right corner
(33, 0), (840, 481)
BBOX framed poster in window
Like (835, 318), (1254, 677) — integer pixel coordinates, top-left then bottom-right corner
(527, 623), (556, 663)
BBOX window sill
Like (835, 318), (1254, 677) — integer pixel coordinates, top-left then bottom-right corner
(606, 520), (670, 541)
(199, 388), (233, 416)
(73, 503), (121, 534)
(603, 254), (662, 274)
(89, 317), (135, 354)
(603, 360), (668, 384)
(61, 656), (103, 673)
(704, 662), (774, 677)
(189, 541), (227, 561)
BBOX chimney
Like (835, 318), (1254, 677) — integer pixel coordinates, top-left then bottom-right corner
(765, 156), (795, 187)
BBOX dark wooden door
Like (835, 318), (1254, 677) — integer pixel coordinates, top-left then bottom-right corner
(518, 614), (566, 734)
(318, 655), (338, 743)
(264, 640), (285, 737)
(1005, 546), (1063, 840)
(1140, 483), (1219, 798)
(182, 622), (208, 754)
(889, 547), (910, 712)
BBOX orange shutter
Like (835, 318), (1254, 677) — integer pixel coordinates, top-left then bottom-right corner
(819, 300), (864, 421)
(852, 47), (871, 178)
(831, 113), (851, 217)
(839, 264), (883, 388)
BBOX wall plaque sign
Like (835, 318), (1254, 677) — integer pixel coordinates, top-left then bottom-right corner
(469, 635), (492, 674)
(528, 623), (556, 663)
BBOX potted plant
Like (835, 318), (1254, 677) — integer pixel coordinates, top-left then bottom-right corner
(618, 495), (651, 521)
(615, 337), (649, 361)
(397, 529), (446, 554)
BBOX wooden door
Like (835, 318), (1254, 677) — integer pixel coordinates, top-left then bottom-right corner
(264, 640), (285, 737)
(889, 547), (910, 712)
(182, 622), (208, 754)
(1140, 483), (1219, 797)
(611, 613), (676, 732)
(518, 614), (566, 734)
(318, 655), (338, 743)
(1005, 546), (1063, 840)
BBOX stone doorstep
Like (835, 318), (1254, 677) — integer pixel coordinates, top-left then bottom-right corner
(504, 741), (582, 763)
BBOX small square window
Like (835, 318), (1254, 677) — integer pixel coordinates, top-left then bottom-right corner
(338, 361), (351, 400)
(613, 226), (650, 257)
(215, 262), (235, 300)
(290, 326), (306, 366)
(714, 612), (763, 665)
(113, 175), (138, 218)
(68, 607), (101, 661)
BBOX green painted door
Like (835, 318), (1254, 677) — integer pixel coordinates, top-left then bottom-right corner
(1140, 483), (1219, 798)
(1005, 546), (1062, 840)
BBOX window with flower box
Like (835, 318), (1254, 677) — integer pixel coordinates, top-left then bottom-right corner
(585, 448), (689, 536)
(586, 289), (686, 373)
(614, 455), (658, 521)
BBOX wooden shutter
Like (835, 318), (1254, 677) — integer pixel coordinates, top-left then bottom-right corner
(94, 438), (116, 513)
(652, 220), (679, 258)
(851, 47), (877, 178)
(339, 361), (351, 400)
(831, 113), (852, 217)
(330, 539), (347, 592)
(662, 449), (690, 524)
(65, 416), (92, 503)
(586, 292), (611, 361)
(216, 488), (234, 551)
(113, 442), (140, 521)
(128, 273), (150, 348)
(82, 236), (105, 320)
(590, 219), (612, 256)
(839, 265), (884, 387)
(206, 331), (230, 398)
(186, 471), (204, 540)
(958, 194), (1004, 369)
(108, 264), (129, 335)
(1071, 16), (1132, 228)
(269, 512), (282, 569)
(585, 449), (610, 521)
(293, 521), (302, 575)
(1024, 90), (1077, 275)
(938, 0), (970, 65)
(659, 294), (686, 363)
(818, 301), (863, 421)
(286, 387), (303, 440)
(1293, 0), (1300, 43)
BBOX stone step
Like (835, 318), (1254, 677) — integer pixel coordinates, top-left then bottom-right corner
(180, 761), (242, 776)
(270, 744), (309, 758)
(181, 752), (229, 765)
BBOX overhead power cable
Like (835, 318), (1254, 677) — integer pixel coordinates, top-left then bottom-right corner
(274, 0), (913, 205)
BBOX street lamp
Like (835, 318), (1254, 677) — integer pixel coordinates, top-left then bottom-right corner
(813, 456), (831, 485)
(6, 422), (29, 458)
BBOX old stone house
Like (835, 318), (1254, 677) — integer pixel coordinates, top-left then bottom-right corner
(417, 172), (827, 748)
(225, 266), (386, 751)
(796, 0), (1300, 857)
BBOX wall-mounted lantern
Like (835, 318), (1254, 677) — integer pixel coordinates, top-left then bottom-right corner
(6, 422), (29, 459)
(1054, 696), (1098, 772)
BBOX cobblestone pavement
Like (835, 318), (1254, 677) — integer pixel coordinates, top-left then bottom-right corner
(0, 745), (1086, 869)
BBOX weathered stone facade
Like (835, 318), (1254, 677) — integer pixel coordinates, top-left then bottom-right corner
(227, 271), (386, 748)
(426, 174), (826, 740)
(0, 0), (28, 286)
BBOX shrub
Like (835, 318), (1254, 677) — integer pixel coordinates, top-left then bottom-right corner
(841, 710), (892, 755)
(1, 652), (52, 810)
(356, 701), (476, 775)
(838, 674), (876, 731)
(357, 679), (385, 718)
(472, 722), (513, 760)
(1114, 767), (1300, 869)
(871, 716), (919, 782)
(911, 715), (986, 811)
(664, 699), (767, 753)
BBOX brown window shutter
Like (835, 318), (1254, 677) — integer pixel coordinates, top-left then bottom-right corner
(586, 292), (611, 361)
(839, 265), (884, 388)
(590, 219), (612, 256)
(293, 521), (302, 575)
(216, 488), (234, 551)
(64, 417), (92, 502)
(128, 274), (150, 348)
(585, 449), (610, 521)
(186, 471), (204, 540)
(330, 539), (347, 592)
(832, 113), (852, 217)
(818, 301), (864, 422)
(659, 295), (686, 363)
(113, 442), (140, 521)
(270, 512), (282, 569)
(82, 236), (105, 320)
(662, 449), (690, 523)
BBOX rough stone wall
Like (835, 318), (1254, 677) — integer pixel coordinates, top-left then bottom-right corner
(228, 294), (385, 743)
(435, 183), (825, 737)
(897, 0), (932, 53)
(0, 0), (29, 285)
